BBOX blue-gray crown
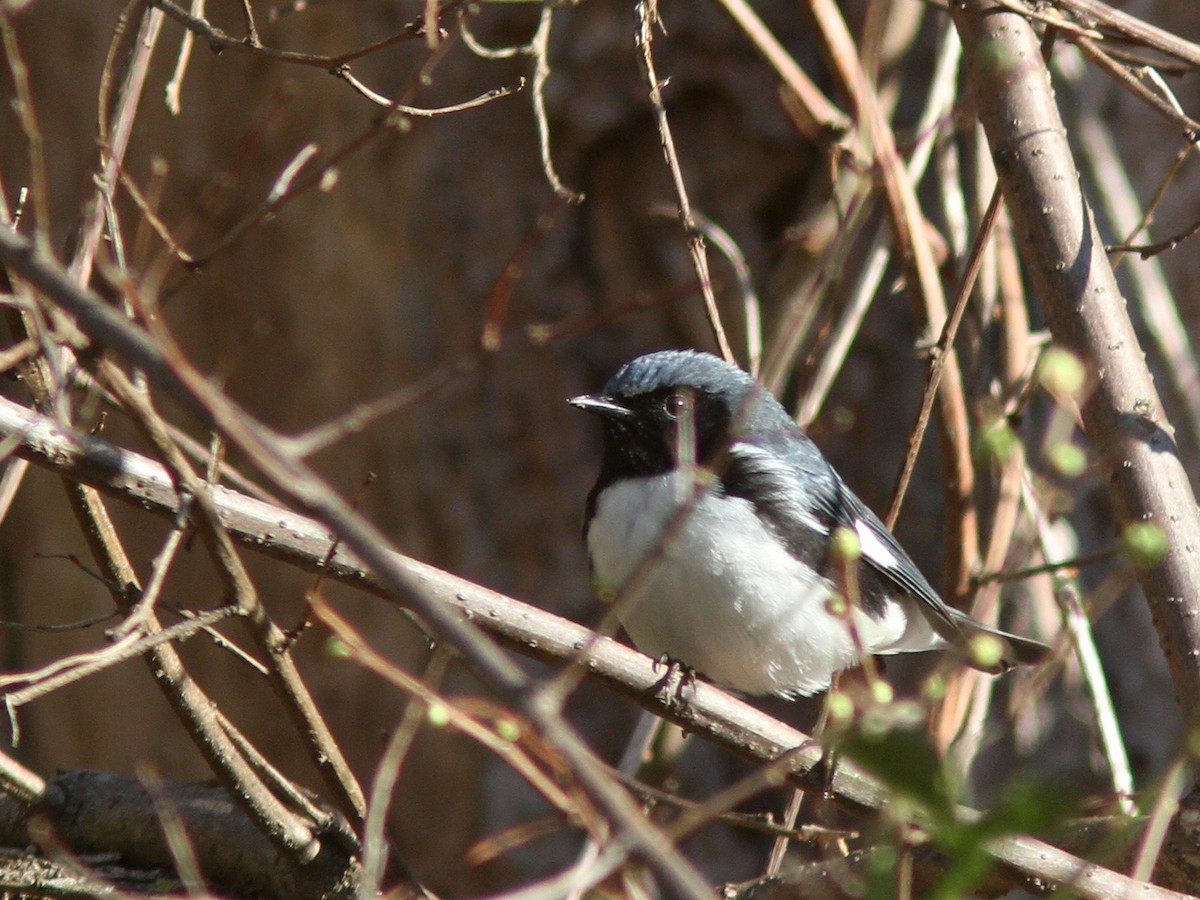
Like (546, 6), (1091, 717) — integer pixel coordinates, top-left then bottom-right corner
(604, 350), (757, 400)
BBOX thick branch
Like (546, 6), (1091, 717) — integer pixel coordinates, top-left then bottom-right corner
(951, 0), (1200, 719)
(0, 770), (354, 898)
(0, 395), (1184, 899)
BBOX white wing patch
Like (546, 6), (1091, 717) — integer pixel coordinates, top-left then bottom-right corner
(728, 441), (829, 535)
(854, 517), (898, 570)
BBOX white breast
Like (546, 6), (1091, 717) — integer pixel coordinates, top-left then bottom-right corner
(587, 472), (909, 697)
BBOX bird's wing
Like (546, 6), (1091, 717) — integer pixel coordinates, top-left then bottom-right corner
(826, 472), (1050, 666)
(725, 437), (1049, 670)
(725, 437), (965, 638)
(831, 480), (970, 640)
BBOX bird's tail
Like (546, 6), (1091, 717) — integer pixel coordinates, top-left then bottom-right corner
(943, 609), (1052, 674)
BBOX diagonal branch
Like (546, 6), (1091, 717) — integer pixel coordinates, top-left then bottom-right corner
(0, 393), (1188, 899)
(0, 222), (715, 900)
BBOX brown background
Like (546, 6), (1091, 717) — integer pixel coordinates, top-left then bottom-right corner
(1, 0), (1198, 891)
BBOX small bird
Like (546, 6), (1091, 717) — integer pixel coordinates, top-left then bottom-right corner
(571, 350), (1050, 698)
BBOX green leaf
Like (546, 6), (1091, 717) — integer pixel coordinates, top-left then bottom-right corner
(837, 724), (956, 826)
(927, 779), (1074, 900)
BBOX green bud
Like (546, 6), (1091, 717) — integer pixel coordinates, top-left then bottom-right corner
(981, 418), (1020, 463)
(922, 673), (946, 701)
(325, 636), (352, 660)
(827, 691), (855, 725)
(832, 526), (861, 562)
(495, 717), (521, 742)
(1048, 442), (1087, 477)
(427, 702), (450, 728)
(1123, 522), (1168, 569)
(1039, 346), (1087, 401)
(591, 576), (616, 604)
(968, 633), (1004, 670)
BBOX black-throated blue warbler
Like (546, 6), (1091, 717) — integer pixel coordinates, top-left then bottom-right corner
(571, 350), (1051, 697)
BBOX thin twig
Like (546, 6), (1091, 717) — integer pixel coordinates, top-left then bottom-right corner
(0, 14), (50, 253)
(798, 22), (963, 424)
(69, 3), (164, 288)
(974, 546), (1118, 585)
(111, 515), (189, 639)
(459, 4), (579, 201)
(164, 0), (203, 115)
(1021, 476), (1135, 815)
(686, 209), (762, 378)
(529, 4), (582, 203)
(1108, 216), (1200, 259)
(1, 607), (238, 708)
(1051, 0), (1200, 69)
(138, 765), (209, 895)
(1072, 36), (1200, 140)
(334, 67), (524, 115)
(0, 610), (117, 633)
(711, 0), (851, 138)
(238, 0), (260, 46)
(152, 0), (431, 68)
(287, 356), (477, 458)
(116, 164), (195, 264)
(359, 646), (452, 899)
(1129, 755), (1189, 881)
(635, 2), (735, 364)
(885, 188), (1003, 529)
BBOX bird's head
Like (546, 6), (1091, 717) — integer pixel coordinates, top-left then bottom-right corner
(570, 350), (764, 476)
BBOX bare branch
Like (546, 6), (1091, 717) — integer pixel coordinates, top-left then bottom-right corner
(712, 0), (851, 139)
(0, 392), (1185, 899)
(528, 3), (582, 203)
(70, 3), (165, 287)
(1050, 0), (1200, 69)
(886, 188), (1002, 530)
(163, 0), (203, 115)
(0, 221), (716, 900)
(0, 13), (51, 252)
(0, 770), (352, 897)
(150, 0), (430, 68)
(635, 2), (735, 365)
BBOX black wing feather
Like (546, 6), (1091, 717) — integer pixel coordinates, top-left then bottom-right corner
(724, 431), (1050, 670)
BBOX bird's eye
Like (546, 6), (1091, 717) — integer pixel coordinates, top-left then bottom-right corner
(662, 392), (690, 419)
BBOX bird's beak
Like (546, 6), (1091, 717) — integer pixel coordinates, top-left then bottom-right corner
(569, 394), (632, 419)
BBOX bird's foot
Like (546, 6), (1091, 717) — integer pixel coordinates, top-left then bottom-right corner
(646, 655), (698, 712)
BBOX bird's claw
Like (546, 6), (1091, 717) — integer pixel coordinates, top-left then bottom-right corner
(646, 654), (698, 712)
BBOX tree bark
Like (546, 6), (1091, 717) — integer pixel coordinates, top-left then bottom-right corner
(951, 0), (1200, 721)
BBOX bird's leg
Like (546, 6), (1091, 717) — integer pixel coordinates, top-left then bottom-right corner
(813, 744), (839, 800)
